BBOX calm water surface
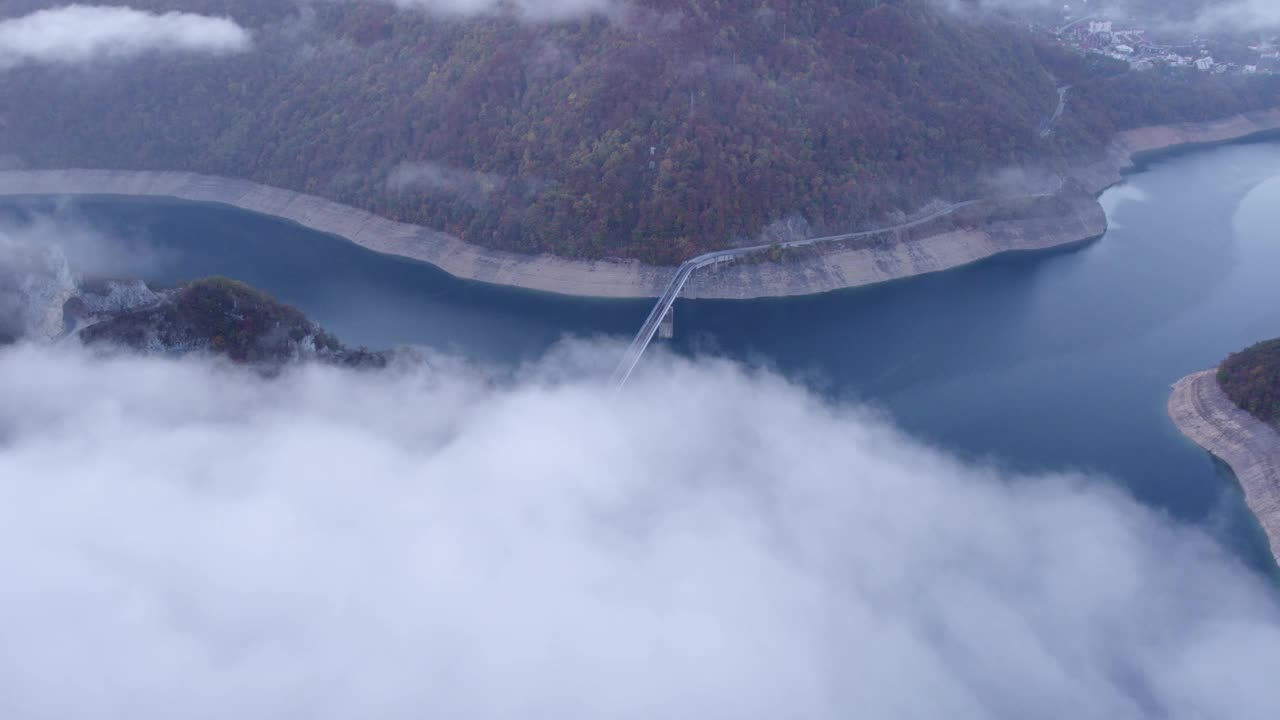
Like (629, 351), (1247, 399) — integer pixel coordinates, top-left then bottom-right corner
(6, 141), (1280, 571)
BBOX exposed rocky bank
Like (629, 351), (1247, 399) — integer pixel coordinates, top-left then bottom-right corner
(1, 109), (1278, 299)
(1168, 370), (1280, 567)
(685, 193), (1104, 298)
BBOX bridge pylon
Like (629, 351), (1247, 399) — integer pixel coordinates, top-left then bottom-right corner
(658, 304), (674, 340)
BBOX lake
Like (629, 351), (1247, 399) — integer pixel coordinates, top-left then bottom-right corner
(5, 140), (1280, 572)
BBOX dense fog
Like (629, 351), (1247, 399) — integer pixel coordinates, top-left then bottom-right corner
(2, 342), (1279, 718)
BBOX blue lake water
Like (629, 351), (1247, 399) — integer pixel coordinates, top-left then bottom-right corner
(5, 141), (1280, 573)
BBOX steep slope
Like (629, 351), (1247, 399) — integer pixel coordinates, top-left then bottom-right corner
(0, 0), (1275, 262)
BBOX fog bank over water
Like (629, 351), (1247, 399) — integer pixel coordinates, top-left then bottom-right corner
(2, 342), (1279, 718)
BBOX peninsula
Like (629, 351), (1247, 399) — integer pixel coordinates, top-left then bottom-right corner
(1169, 339), (1280, 567)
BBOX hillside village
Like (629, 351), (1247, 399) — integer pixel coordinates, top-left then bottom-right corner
(1048, 13), (1279, 76)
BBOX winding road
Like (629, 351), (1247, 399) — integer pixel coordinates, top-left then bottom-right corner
(1055, 15), (1100, 36)
(1040, 85), (1072, 138)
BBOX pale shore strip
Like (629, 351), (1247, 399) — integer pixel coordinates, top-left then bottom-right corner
(1169, 370), (1280, 567)
(0, 170), (674, 299)
(1070, 107), (1280, 195)
(1, 108), (1279, 299)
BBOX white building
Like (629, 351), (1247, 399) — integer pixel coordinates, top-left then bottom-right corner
(1194, 56), (1214, 71)
(1089, 20), (1113, 34)
(1115, 44), (1134, 54)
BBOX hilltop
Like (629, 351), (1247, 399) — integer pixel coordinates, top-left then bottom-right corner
(77, 277), (387, 368)
(1218, 337), (1280, 426)
(1, 0), (1276, 263)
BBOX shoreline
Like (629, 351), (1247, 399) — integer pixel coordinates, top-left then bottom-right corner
(1168, 370), (1280, 567)
(1, 108), (1278, 299)
(1068, 108), (1280, 195)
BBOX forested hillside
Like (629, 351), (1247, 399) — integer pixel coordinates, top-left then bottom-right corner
(79, 277), (387, 367)
(1, 0), (1276, 262)
(1219, 338), (1280, 426)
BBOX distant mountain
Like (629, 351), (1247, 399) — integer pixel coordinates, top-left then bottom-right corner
(1218, 338), (1280, 426)
(1, 0), (1276, 263)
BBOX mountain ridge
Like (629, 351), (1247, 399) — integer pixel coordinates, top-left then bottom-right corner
(1, 0), (1276, 262)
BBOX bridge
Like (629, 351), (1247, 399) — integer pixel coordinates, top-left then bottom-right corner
(609, 248), (739, 387)
(611, 201), (984, 388)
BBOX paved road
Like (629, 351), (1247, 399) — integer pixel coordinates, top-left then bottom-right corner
(1039, 84), (1070, 137)
(1056, 15), (1099, 36)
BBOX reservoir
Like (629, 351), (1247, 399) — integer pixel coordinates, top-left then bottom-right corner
(4, 140), (1280, 572)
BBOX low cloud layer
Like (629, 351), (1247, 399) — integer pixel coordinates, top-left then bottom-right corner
(0, 210), (169, 280)
(1194, 0), (1280, 31)
(1, 340), (1279, 717)
(937, 0), (1280, 31)
(387, 161), (505, 206)
(0, 5), (251, 70)
(0, 215), (166, 341)
(382, 0), (612, 21)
